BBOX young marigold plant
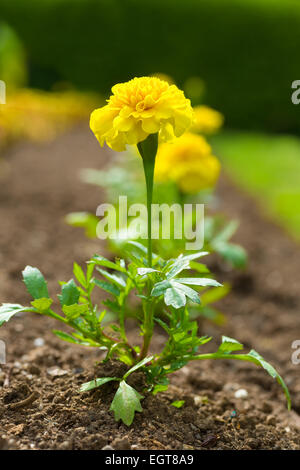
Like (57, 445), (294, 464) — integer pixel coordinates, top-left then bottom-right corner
(0, 77), (290, 426)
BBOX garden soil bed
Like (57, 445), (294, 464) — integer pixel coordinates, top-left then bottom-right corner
(0, 125), (299, 450)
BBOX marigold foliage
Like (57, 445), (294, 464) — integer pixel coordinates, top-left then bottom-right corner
(155, 132), (221, 193)
(90, 76), (193, 151)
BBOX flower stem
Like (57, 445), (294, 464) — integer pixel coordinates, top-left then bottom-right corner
(137, 133), (158, 358)
(137, 133), (158, 267)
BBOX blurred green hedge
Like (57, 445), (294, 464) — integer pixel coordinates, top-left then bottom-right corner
(1, 0), (300, 132)
(0, 22), (27, 88)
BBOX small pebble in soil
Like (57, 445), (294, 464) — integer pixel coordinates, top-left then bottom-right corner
(47, 366), (68, 377)
(234, 388), (248, 399)
(33, 338), (45, 347)
(102, 445), (114, 450)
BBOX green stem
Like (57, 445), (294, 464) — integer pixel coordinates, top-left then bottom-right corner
(137, 133), (158, 358)
(137, 133), (158, 268)
(143, 157), (155, 267)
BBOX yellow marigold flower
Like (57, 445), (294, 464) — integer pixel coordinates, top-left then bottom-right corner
(191, 105), (224, 134)
(155, 132), (221, 194)
(90, 76), (193, 152)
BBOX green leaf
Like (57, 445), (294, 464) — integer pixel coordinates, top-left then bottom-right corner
(191, 306), (226, 326)
(166, 259), (190, 280)
(91, 255), (126, 272)
(164, 287), (186, 309)
(189, 261), (210, 274)
(200, 284), (231, 306)
(96, 268), (126, 288)
(171, 281), (200, 304)
(212, 220), (239, 243)
(123, 356), (153, 380)
(171, 400), (185, 408)
(62, 303), (89, 320)
(180, 251), (209, 261)
(58, 279), (80, 306)
(110, 380), (144, 426)
(137, 267), (159, 276)
(22, 266), (49, 299)
(65, 212), (98, 238)
(0, 304), (29, 326)
(195, 338), (291, 410)
(213, 242), (247, 269)
(31, 297), (53, 313)
(93, 279), (120, 297)
(153, 384), (169, 395)
(73, 262), (86, 287)
(218, 336), (244, 353)
(80, 377), (119, 392)
(151, 280), (172, 297)
(245, 350), (291, 410)
(175, 277), (222, 287)
(52, 330), (91, 345)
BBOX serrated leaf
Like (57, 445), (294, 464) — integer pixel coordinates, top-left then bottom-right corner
(31, 297), (53, 313)
(110, 380), (144, 426)
(73, 262), (86, 287)
(58, 279), (80, 306)
(151, 280), (172, 297)
(22, 266), (49, 299)
(218, 336), (244, 353)
(166, 259), (190, 280)
(62, 303), (89, 320)
(164, 287), (186, 309)
(80, 377), (119, 392)
(175, 277), (222, 287)
(123, 356), (153, 380)
(0, 304), (28, 326)
(93, 279), (120, 297)
(171, 281), (200, 304)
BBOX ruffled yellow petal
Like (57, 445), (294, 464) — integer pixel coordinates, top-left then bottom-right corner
(90, 76), (193, 152)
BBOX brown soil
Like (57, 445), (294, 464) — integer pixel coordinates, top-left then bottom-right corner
(0, 125), (299, 450)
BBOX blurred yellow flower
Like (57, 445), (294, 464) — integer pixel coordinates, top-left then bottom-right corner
(90, 76), (193, 152)
(155, 132), (221, 194)
(191, 105), (224, 134)
(0, 89), (98, 149)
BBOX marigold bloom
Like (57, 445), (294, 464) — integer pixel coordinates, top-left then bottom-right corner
(90, 77), (193, 152)
(155, 132), (221, 194)
(191, 105), (224, 134)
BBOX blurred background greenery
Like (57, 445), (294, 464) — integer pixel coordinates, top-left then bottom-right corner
(0, 0), (300, 240)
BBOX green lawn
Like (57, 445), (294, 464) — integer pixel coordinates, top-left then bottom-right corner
(211, 131), (300, 241)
